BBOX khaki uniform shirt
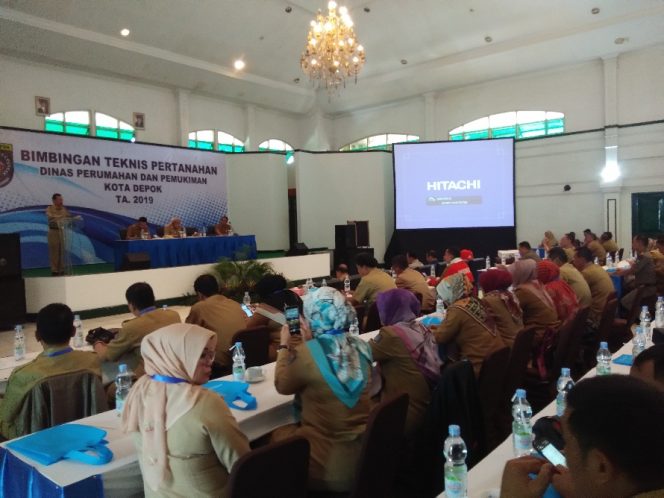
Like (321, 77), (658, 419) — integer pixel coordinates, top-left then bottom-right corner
(563, 247), (576, 262)
(370, 325), (432, 436)
(559, 263), (592, 308)
(134, 388), (250, 498)
(353, 268), (396, 305)
(395, 268), (436, 310)
(602, 239), (619, 254)
(163, 223), (182, 237)
(273, 337), (371, 492)
(45, 205), (71, 228)
(521, 250), (541, 262)
(482, 293), (523, 348)
(587, 240), (607, 264)
(432, 307), (505, 376)
(186, 295), (247, 368)
(215, 222), (232, 235)
(514, 288), (560, 330)
(100, 308), (181, 375)
(126, 223), (148, 240)
(580, 263), (615, 327)
(0, 347), (101, 439)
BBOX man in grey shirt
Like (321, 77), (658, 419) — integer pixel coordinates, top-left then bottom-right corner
(616, 233), (656, 312)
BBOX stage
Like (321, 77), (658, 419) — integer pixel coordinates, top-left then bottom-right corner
(24, 252), (331, 314)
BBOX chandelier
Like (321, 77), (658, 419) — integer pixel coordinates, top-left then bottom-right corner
(300, 1), (365, 94)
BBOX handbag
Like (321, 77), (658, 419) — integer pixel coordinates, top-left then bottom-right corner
(6, 424), (113, 466)
(203, 380), (257, 410)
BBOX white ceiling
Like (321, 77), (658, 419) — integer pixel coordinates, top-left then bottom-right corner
(1, 0), (663, 115)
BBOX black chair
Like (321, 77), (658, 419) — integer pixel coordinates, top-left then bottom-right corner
(156, 226), (165, 238)
(206, 225), (216, 236)
(230, 326), (271, 367)
(118, 228), (128, 240)
(185, 226), (197, 236)
(227, 436), (310, 498)
(478, 347), (511, 450)
(504, 327), (538, 399)
(362, 302), (381, 333)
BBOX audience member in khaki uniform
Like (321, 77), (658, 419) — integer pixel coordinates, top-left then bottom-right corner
(272, 287), (372, 492)
(163, 217), (184, 238)
(600, 231), (619, 255)
(350, 252), (396, 306)
(433, 273), (505, 376)
(584, 232), (607, 265)
(122, 324), (250, 497)
(391, 254), (436, 310)
(509, 260), (560, 344)
(573, 247), (615, 328)
(94, 282), (181, 377)
(615, 234), (657, 312)
(370, 289), (440, 436)
(518, 241), (542, 262)
(245, 274), (303, 361)
(559, 234), (577, 263)
(126, 216), (151, 239)
(0, 303), (101, 440)
(45, 193), (72, 275)
(480, 269), (523, 348)
(548, 247), (592, 309)
(185, 274), (247, 369)
(650, 237), (664, 295)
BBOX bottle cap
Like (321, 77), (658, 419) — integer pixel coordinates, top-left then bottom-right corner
(516, 388), (526, 399)
(642, 305), (648, 310)
(118, 364), (128, 374)
(74, 314), (81, 320)
(600, 341), (608, 349)
(561, 367), (570, 376)
(448, 424), (460, 437)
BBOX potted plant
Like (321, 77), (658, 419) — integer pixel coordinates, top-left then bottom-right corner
(212, 258), (277, 302)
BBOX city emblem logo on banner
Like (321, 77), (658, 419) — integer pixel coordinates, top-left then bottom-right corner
(0, 143), (14, 188)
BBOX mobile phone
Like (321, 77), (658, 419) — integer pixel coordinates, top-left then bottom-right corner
(534, 437), (567, 468)
(284, 305), (300, 335)
(241, 303), (253, 317)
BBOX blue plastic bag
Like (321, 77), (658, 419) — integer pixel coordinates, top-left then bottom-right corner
(203, 380), (257, 410)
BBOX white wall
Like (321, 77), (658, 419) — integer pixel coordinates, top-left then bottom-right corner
(226, 153), (289, 250)
(295, 151), (394, 261)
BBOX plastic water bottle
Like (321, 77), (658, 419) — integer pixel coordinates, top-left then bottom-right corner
(162, 304), (168, 310)
(656, 296), (664, 328)
(14, 325), (25, 361)
(606, 253), (613, 268)
(430, 264), (436, 278)
(555, 368), (574, 417)
(596, 341), (611, 375)
(485, 256), (491, 269)
(343, 275), (351, 294)
(349, 318), (360, 336)
(443, 424), (468, 498)
(73, 314), (85, 348)
(632, 326), (646, 357)
(390, 269), (396, 279)
(231, 342), (246, 381)
(594, 256), (599, 265)
(436, 297), (445, 315)
(640, 306), (652, 343)
(243, 292), (251, 308)
(305, 278), (313, 291)
(501, 255), (506, 266)
(115, 364), (133, 414)
(512, 389), (533, 457)
(321, 278), (327, 287)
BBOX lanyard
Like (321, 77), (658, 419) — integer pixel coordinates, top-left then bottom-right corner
(44, 347), (73, 358)
(138, 306), (157, 316)
(150, 374), (187, 384)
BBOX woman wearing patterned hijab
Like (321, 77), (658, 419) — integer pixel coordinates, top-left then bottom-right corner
(432, 273), (505, 375)
(370, 288), (441, 435)
(272, 286), (372, 493)
(480, 269), (524, 347)
(509, 259), (560, 332)
(537, 260), (579, 325)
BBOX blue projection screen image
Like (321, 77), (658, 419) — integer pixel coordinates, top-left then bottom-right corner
(393, 139), (515, 229)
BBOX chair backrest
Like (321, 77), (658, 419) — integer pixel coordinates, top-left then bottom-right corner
(156, 226), (165, 238)
(477, 347), (511, 449)
(185, 226), (197, 237)
(228, 436), (310, 498)
(349, 393), (409, 498)
(119, 228), (128, 240)
(353, 304), (366, 333)
(230, 326), (271, 367)
(596, 297), (619, 346)
(626, 285), (646, 327)
(363, 302), (381, 333)
(552, 307), (590, 379)
(504, 327), (538, 397)
(19, 371), (107, 437)
(206, 225), (216, 236)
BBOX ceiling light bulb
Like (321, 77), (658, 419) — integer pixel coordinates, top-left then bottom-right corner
(234, 59), (245, 70)
(357, 45), (364, 52)
(339, 6), (348, 15)
(328, 1), (337, 10)
(120, 28), (130, 37)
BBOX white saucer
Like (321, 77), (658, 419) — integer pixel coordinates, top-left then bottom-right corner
(246, 375), (265, 383)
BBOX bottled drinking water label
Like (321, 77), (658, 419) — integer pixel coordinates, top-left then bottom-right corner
(444, 472), (467, 498)
(231, 342), (246, 381)
(14, 325), (25, 361)
(344, 276), (351, 294)
(73, 314), (84, 348)
(596, 342), (611, 376)
(115, 364), (133, 414)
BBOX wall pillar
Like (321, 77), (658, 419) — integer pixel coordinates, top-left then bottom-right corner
(175, 89), (190, 147)
(423, 92), (436, 141)
(245, 104), (256, 151)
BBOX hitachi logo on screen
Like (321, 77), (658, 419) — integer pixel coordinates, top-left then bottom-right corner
(426, 180), (481, 191)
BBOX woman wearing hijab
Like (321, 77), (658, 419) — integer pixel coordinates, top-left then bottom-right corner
(246, 274), (303, 361)
(272, 286), (372, 493)
(432, 273), (505, 376)
(370, 288), (441, 436)
(480, 269), (524, 348)
(509, 259), (560, 332)
(122, 323), (250, 497)
(537, 260), (579, 325)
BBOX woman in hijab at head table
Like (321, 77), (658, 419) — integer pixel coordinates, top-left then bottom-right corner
(370, 288), (441, 436)
(537, 259), (579, 325)
(509, 259), (560, 333)
(272, 286), (372, 493)
(122, 323), (250, 498)
(432, 273), (505, 376)
(480, 269), (524, 348)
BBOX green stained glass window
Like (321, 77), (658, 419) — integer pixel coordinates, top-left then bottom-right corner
(491, 126), (517, 139)
(449, 112), (565, 141)
(45, 111), (134, 140)
(340, 133), (420, 151)
(464, 130), (490, 140)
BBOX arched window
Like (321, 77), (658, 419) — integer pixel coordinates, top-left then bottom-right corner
(340, 133), (420, 151)
(449, 111), (564, 141)
(258, 139), (295, 164)
(188, 130), (245, 152)
(44, 110), (135, 141)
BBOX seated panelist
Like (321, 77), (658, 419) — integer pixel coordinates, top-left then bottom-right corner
(163, 217), (184, 238)
(126, 216), (151, 240)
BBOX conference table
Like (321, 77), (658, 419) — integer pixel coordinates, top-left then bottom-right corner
(112, 234), (257, 270)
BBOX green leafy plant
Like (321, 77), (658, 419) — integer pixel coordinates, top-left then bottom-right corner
(212, 258), (277, 302)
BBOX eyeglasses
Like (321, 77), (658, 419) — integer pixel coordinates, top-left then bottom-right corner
(200, 349), (216, 363)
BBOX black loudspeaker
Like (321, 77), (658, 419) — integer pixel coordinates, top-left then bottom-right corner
(350, 220), (370, 247)
(0, 278), (26, 330)
(335, 224), (356, 249)
(120, 252), (151, 271)
(334, 247), (374, 275)
(286, 243), (309, 256)
(0, 233), (21, 279)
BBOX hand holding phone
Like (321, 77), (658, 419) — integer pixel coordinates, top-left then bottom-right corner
(285, 306), (300, 335)
(534, 437), (567, 468)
